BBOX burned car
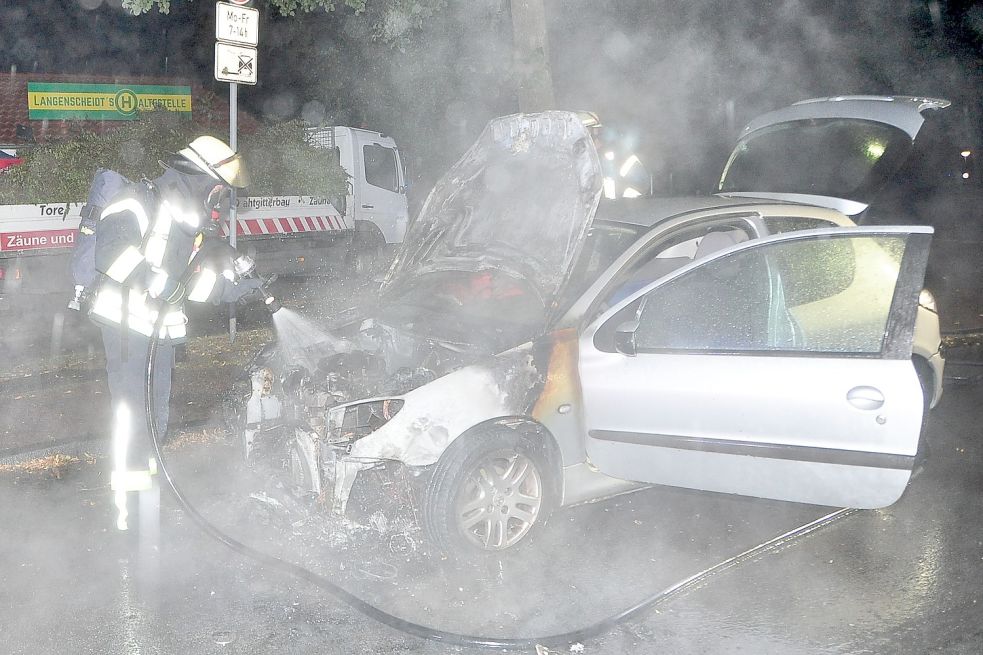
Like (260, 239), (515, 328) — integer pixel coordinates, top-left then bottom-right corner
(231, 111), (935, 557)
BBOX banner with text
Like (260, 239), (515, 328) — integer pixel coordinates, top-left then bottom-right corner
(27, 83), (193, 121)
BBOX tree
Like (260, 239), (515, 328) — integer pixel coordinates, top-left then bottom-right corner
(0, 111), (346, 205)
(122, 0), (444, 26)
(509, 0), (555, 112)
(122, 0), (556, 110)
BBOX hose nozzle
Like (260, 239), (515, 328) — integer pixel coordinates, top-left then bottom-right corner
(233, 254), (281, 314)
(261, 289), (282, 314)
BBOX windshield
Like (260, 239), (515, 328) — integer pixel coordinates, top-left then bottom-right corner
(556, 222), (641, 313)
(719, 119), (913, 201)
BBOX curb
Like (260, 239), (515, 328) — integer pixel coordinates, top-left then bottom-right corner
(0, 436), (106, 466)
(0, 418), (215, 467)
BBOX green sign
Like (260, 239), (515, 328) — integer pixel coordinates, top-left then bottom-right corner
(27, 83), (193, 121)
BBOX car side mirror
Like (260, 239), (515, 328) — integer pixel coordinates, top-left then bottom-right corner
(614, 319), (639, 356)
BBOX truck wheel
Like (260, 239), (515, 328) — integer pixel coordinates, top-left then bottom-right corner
(351, 225), (387, 278)
(422, 427), (556, 558)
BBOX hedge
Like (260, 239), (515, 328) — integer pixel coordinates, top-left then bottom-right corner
(0, 110), (347, 207)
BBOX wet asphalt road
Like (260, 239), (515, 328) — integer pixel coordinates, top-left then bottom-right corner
(1, 382), (981, 654)
(2, 273), (983, 654)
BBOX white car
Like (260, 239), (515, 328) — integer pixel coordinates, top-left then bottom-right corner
(233, 112), (938, 557)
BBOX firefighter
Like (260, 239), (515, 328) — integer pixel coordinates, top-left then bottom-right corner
(89, 136), (260, 530)
(576, 110), (651, 200)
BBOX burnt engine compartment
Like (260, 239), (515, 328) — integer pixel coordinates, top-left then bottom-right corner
(277, 318), (476, 437)
(231, 319), (480, 556)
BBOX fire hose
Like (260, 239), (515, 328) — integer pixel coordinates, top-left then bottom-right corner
(141, 289), (856, 650)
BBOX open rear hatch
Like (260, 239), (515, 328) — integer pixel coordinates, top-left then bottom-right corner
(718, 96), (951, 217)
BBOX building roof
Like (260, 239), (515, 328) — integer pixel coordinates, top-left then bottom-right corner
(0, 72), (259, 148)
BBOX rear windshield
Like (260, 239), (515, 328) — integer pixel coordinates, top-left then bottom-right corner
(719, 119), (913, 200)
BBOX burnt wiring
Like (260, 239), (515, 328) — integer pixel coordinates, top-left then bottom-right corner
(144, 312), (857, 650)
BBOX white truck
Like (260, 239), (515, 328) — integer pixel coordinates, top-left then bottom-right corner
(0, 126), (409, 302)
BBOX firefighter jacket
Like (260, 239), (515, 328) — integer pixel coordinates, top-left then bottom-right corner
(600, 149), (650, 200)
(89, 181), (239, 342)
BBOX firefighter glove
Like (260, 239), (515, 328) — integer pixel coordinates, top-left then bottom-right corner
(149, 269), (186, 304)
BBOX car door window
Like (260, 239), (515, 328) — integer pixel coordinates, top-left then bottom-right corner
(630, 233), (909, 355)
(597, 221), (755, 312)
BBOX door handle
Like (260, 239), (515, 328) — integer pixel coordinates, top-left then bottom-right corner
(361, 204), (374, 209)
(847, 386), (885, 410)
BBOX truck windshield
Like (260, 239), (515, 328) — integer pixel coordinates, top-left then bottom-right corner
(719, 118), (913, 201)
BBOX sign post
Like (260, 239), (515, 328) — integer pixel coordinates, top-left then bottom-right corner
(214, 0), (258, 342)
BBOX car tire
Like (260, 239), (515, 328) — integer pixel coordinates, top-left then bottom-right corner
(422, 426), (556, 558)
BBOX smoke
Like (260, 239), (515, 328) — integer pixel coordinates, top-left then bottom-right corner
(0, 3), (981, 652)
(3, 0), (978, 195)
(543, 0), (982, 191)
(229, 0), (980, 201)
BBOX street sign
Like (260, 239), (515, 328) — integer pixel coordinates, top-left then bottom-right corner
(214, 42), (258, 85)
(215, 1), (259, 46)
(215, 0), (260, 342)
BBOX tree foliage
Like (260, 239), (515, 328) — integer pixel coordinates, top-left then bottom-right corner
(119, 0), (444, 21)
(0, 111), (346, 205)
(122, 0), (448, 47)
(238, 120), (347, 203)
(123, 0), (365, 15)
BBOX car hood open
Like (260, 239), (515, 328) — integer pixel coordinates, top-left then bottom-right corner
(383, 111), (603, 313)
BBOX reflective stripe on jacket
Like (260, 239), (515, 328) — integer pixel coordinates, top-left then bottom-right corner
(90, 287), (189, 342)
(90, 184), (221, 342)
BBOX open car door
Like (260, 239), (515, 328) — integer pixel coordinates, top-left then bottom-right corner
(579, 226), (932, 509)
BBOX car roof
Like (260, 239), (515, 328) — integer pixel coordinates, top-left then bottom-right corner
(741, 95), (951, 140)
(594, 196), (772, 228)
(593, 195), (854, 230)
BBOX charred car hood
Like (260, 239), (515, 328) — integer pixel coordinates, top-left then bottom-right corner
(384, 111), (602, 313)
(268, 112), (601, 407)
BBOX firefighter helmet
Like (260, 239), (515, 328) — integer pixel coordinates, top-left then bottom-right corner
(177, 136), (249, 188)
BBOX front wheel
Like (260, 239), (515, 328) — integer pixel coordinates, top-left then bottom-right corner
(423, 428), (556, 558)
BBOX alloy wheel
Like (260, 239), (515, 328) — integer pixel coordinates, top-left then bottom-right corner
(454, 448), (544, 550)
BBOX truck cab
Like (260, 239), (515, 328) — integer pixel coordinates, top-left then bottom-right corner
(307, 126), (409, 263)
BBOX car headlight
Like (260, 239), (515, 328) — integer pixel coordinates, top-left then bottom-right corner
(918, 289), (938, 313)
(327, 399), (404, 448)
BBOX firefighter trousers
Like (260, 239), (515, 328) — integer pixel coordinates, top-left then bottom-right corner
(100, 324), (174, 469)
